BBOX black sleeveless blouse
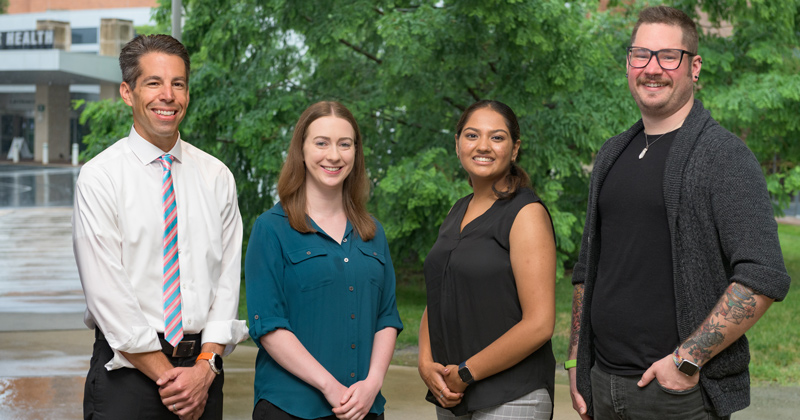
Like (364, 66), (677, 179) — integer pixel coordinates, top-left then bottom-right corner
(423, 187), (555, 415)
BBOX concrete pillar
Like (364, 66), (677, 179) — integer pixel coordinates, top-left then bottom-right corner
(98, 19), (133, 101)
(100, 18), (134, 57)
(35, 20), (71, 51)
(33, 20), (71, 163)
(34, 84), (71, 163)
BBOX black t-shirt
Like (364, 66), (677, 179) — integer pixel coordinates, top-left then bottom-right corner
(424, 188), (555, 415)
(591, 129), (681, 375)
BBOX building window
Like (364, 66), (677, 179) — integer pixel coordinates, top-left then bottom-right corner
(72, 28), (98, 44)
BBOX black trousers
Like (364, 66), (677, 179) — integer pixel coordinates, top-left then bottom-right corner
(253, 399), (385, 420)
(84, 337), (224, 420)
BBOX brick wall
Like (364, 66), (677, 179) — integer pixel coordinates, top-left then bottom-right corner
(8, 0), (157, 14)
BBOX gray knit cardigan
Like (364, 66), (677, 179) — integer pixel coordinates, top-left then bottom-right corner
(572, 99), (791, 416)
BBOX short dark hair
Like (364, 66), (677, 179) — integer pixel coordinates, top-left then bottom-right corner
(631, 6), (699, 54)
(455, 100), (531, 200)
(119, 34), (190, 89)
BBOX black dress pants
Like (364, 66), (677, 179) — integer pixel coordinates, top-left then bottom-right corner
(253, 399), (385, 420)
(83, 337), (224, 420)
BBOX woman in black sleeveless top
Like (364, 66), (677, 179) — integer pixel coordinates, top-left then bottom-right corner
(418, 100), (557, 420)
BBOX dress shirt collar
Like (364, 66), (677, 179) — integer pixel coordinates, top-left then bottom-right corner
(126, 125), (183, 165)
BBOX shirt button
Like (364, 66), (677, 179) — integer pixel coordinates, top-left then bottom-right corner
(351, 314), (355, 319)
(254, 315), (259, 320)
(343, 238), (347, 243)
(351, 344), (356, 349)
(349, 286), (354, 292)
(350, 372), (355, 378)
(373, 252), (377, 256)
(306, 251), (311, 255)
(344, 257), (349, 263)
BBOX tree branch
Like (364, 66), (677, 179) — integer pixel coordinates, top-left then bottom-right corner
(443, 96), (466, 112)
(467, 87), (481, 102)
(370, 113), (423, 130)
(338, 39), (383, 64)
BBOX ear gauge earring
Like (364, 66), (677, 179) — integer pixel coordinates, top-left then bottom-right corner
(694, 75), (699, 80)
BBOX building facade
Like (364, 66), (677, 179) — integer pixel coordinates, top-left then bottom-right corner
(0, 0), (157, 163)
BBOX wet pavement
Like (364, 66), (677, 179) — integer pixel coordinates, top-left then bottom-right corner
(0, 162), (797, 419)
(0, 164), (80, 208)
(0, 206), (85, 331)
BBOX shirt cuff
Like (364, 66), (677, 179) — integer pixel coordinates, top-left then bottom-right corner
(202, 319), (250, 356)
(376, 315), (404, 335)
(101, 325), (162, 371)
(249, 315), (293, 351)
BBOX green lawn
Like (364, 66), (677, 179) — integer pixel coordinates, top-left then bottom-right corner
(393, 223), (800, 384)
(747, 223), (800, 384)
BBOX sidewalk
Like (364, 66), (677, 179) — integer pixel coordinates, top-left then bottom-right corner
(0, 328), (575, 419)
(0, 206), (797, 419)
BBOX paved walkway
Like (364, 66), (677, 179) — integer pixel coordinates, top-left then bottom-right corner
(0, 199), (797, 418)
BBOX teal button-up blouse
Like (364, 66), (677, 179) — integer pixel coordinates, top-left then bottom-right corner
(245, 203), (403, 418)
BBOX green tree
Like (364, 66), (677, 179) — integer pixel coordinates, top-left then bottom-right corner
(73, 98), (131, 161)
(79, 1), (800, 275)
(673, 0), (800, 213)
(152, 0), (639, 277)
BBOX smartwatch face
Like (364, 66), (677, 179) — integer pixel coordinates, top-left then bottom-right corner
(458, 366), (473, 384)
(678, 360), (699, 376)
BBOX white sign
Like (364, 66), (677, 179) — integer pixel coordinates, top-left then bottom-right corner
(7, 137), (33, 161)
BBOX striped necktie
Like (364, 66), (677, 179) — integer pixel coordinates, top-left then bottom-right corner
(158, 154), (183, 347)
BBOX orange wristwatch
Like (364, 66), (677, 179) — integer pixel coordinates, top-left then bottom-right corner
(196, 352), (222, 375)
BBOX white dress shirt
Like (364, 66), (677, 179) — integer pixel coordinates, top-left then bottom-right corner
(73, 126), (248, 370)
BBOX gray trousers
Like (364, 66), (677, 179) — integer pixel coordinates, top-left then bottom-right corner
(590, 364), (729, 420)
(435, 388), (552, 420)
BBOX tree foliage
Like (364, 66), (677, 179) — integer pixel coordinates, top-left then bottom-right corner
(74, 98), (132, 161)
(161, 0), (637, 277)
(674, 0), (800, 213)
(78, 0), (800, 276)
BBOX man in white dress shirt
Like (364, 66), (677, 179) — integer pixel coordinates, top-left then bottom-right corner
(73, 34), (247, 420)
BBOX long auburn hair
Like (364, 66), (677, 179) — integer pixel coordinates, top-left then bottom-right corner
(455, 100), (532, 200)
(277, 101), (376, 240)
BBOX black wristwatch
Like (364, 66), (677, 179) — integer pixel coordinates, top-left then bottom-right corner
(458, 361), (475, 385)
(672, 347), (700, 376)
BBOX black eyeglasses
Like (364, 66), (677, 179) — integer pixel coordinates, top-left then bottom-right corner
(627, 47), (696, 70)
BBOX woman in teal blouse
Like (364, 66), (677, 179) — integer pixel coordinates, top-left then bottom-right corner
(245, 101), (403, 420)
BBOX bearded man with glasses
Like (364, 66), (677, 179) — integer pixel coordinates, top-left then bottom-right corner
(566, 6), (790, 420)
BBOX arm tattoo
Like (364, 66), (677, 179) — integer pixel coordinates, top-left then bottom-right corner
(682, 320), (725, 363)
(681, 283), (760, 364)
(719, 283), (757, 325)
(568, 284), (585, 357)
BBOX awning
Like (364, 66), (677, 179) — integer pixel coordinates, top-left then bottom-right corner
(0, 49), (121, 85)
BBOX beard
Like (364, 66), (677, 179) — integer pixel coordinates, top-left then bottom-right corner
(630, 73), (694, 119)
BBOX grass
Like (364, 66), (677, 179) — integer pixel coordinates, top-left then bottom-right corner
(391, 223), (800, 385)
(747, 223), (800, 384)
